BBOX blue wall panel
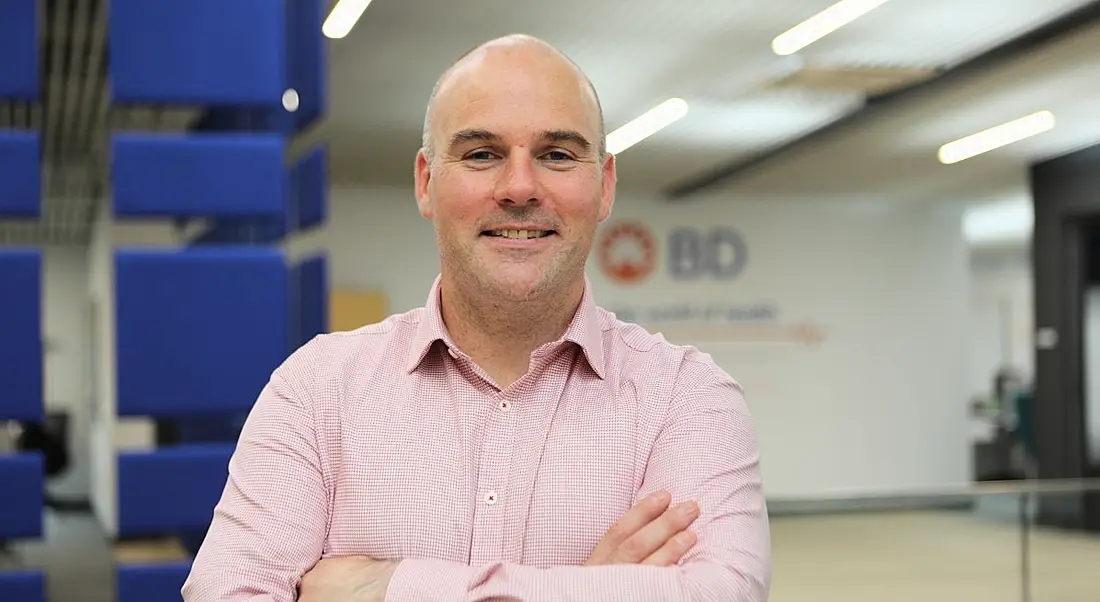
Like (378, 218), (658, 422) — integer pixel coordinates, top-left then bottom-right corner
(109, 0), (285, 105)
(117, 563), (192, 602)
(291, 254), (328, 351)
(0, 249), (42, 422)
(293, 145), (328, 233)
(0, 0), (39, 100)
(107, 0), (328, 564)
(0, 570), (45, 602)
(115, 248), (288, 417)
(112, 133), (286, 219)
(286, 0), (327, 133)
(0, 132), (41, 217)
(117, 445), (234, 537)
(0, 453), (44, 540)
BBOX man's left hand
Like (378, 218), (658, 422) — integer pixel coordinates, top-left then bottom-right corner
(298, 556), (399, 602)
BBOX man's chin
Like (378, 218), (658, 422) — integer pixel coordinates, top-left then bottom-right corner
(483, 267), (552, 299)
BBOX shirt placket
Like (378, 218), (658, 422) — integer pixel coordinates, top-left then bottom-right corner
(468, 392), (517, 565)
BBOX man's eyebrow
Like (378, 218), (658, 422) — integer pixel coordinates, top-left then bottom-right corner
(448, 129), (500, 149)
(446, 128), (593, 152)
(541, 129), (592, 151)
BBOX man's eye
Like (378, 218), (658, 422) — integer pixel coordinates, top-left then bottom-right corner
(467, 151), (496, 161)
(545, 151), (573, 161)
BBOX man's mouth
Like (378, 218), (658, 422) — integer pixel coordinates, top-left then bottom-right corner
(482, 229), (555, 240)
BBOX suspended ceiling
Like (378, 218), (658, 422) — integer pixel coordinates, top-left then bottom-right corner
(5, 0), (1100, 245)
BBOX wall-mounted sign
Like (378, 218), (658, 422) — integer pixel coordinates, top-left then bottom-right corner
(597, 221), (749, 284)
(597, 221), (656, 285)
(669, 226), (748, 281)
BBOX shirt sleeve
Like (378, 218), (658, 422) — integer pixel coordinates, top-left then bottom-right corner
(181, 363), (331, 602)
(383, 364), (772, 601)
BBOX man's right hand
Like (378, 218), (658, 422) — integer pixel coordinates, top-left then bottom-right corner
(584, 490), (700, 567)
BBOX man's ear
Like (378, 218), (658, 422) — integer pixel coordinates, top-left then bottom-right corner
(598, 152), (616, 222)
(414, 149), (433, 219)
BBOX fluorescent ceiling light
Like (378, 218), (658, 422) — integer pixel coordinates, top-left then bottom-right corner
(938, 111), (1055, 165)
(323, 0), (373, 39)
(606, 98), (689, 155)
(963, 199), (1033, 245)
(772, 0), (891, 56)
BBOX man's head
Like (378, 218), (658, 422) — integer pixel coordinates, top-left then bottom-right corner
(414, 34), (616, 304)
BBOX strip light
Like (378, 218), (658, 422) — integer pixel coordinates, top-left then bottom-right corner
(606, 98), (689, 155)
(938, 111), (1055, 165)
(322, 0), (374, 39)
(772, 0), (892, 56)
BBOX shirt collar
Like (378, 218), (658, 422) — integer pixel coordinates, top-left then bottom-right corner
(406, 275), (606, 379)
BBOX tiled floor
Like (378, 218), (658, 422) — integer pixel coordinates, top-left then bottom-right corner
(769, 510), (1100, 602)
(6, 507), (1100, 601)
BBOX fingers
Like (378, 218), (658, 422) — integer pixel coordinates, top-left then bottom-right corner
(642, 529), (698, 566)
(585, 490), (702, 567)
(586, 490), (672, 565)
(619, 499), (699, 563)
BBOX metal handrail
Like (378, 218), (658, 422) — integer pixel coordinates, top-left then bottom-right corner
(771, 477), (1100, 602)
(770, 477), (1100, 503)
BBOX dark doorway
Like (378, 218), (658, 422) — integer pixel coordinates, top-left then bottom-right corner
(1031, 145), (1100, 532)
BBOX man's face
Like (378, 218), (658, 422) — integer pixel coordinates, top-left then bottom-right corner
(415, 43), (615, 301)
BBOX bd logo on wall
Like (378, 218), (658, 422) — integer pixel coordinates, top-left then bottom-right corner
(597, 220), (749, 285)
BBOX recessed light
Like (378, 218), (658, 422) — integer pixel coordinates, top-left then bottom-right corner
(606, 98), (689, 155)
(939, 111), (1055, 165)
(773, 0), (892, 56)
(322, 0), (374, 39)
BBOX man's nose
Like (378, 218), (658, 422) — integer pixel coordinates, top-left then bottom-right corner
(493, 149), (539, 205)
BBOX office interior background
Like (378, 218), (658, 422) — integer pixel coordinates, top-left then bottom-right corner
(2, 0), (1100, 600)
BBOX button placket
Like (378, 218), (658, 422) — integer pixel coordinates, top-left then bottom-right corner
(469, 392), (517, 564)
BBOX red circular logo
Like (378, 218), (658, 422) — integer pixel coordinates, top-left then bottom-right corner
(598, 221), (656, 285)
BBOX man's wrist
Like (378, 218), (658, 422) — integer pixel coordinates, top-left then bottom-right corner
(353, 560), (400, 602)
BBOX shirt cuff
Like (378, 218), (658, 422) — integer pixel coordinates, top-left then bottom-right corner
(384, 558), (475, 601)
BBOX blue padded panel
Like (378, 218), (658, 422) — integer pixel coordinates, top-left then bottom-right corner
(117, 562), (191, 602)
(293, 145), (328, 233)
(117, 445), (234, 536)
(109, 0), (285, 105)
(0, 132), (41, 217)
(112, 133), (286, 219)
(190, 218), (288, 245)
(0, 249), (43, 422)
(0, 0), (39, 100)
(286, 0), (327, 133)
(115, 248), (289, 417)
(0, 570), (45, 602)
(0, 453), (44, 540)
(291, 254), (328, 351)
(174, 414), (247, 445)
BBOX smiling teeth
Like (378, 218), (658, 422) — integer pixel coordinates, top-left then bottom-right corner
(492, 229), (549, 239)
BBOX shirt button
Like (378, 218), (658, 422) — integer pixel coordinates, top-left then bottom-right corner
(498, 400), (510, 411)
(485, 492), (498, 505)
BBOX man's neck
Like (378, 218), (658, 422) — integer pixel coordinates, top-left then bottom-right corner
(439, 277), (583, 387)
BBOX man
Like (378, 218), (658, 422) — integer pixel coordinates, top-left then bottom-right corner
(182, 34), (771, 601)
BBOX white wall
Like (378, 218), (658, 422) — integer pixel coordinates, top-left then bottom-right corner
(1084, 288), (1100, 465)
(967, 245), (1033, 397)
(87, 202), (178, 536)
(291, 185), (973, 499)
(40, 245), (92, 500)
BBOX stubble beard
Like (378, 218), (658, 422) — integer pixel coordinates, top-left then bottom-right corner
(438, 224), (595, 313)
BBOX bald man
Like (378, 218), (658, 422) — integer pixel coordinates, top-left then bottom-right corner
(182, 34), (771, 602)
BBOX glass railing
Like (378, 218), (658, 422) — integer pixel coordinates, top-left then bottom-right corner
(769, 478), (1100, 602)
(3, 477), (1099, 601)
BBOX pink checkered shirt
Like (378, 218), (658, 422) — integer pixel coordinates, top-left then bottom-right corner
(182, 276), (771, 601)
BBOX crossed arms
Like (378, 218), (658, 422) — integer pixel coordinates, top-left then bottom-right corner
(180, 367), (771, 601)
